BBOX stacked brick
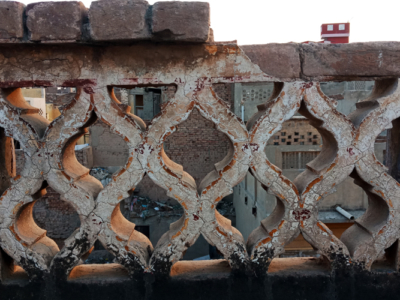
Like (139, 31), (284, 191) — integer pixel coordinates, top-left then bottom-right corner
(0, 0), (211, 43)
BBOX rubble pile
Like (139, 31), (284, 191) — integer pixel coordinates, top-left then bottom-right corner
(216, 200), (235, 217)
(90, 167), (113, 186)
(123, 195), (184, 220)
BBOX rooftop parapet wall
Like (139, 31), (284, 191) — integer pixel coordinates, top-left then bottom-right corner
(2, 4), (400, 296)
(0, 42), (398, 84)
(1, 40), (400, 279)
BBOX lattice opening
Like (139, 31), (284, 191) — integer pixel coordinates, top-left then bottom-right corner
(32, 184), (81, 250)
(2, 88), (50, 138)
(109, 201), (152, 255)
(0, 248), (28, 284)
(243, 168), (319, 259)
(319, 81), (374, 116)
(164, 108), (232, 193)
(154, 108), (235, 261)
(14, 182), (62, 268)
(0, 128), (16, 196)
(118, 189), (183, 254)
(371, 240), (399, 272)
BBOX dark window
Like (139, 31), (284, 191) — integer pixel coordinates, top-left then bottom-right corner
(135, 95), (144, 118)
(252, 206), (257, 217)
(245, 197), (248, 205)
(135, 225), (150, 239)
(295, 132), (299, 136)
(287, 142), (291, 145)
(136, 95), (144, 106)
(281, 132), (286, 136)
(308, 132), (312, 136)
(274, 136), (279, 140)
(308, 138), (312, 142)
(274, 142), (279, 145)
(14, 139), (21, 150)
(300, 135), (305, 139)
(294, 139), (298, 142)
(288, 135), (292, 139)
(313, 142), (318, 145)
(281, 139), (286, 142)
(313, 135), (318, 139)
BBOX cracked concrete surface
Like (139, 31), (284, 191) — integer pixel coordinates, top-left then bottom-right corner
(0, 42), (399, 280)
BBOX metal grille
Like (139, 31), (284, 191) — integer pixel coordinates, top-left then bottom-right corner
(347, 82), (355, 90)
(348, 81), (366, 91)
(153, 94), (161, 116)
(242, 88), (270, 102)
(355, 81), (366, 91)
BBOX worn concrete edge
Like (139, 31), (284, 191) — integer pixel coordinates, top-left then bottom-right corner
(240, 42), (400, 81)
(0, 41), (399, 81)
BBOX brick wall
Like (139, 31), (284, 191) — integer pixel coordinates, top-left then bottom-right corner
(164, 108), (230, 185)
(212, 83), (233, 108)
(32, 188), (81, 248)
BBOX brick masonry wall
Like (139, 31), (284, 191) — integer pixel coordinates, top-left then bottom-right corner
(212, 83), (233, 109)
(32, 187), (81, 249)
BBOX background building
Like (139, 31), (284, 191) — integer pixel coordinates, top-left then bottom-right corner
(321, 22), (350, 44)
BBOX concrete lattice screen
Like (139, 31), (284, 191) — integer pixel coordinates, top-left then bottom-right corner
(2, 47), (400, 279)
(2, 1), (400, 297)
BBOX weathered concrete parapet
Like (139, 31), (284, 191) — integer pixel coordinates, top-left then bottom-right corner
(240, 44), (302, 81)
(152, 1), (210, 42)
(0, 1), (25, 41)
(26, 1), (88, 42)
(300, 42), (400, 79)
(2, 35), (400, 297)
(241, 42), (400, 81)
(89, 0), (151, 41)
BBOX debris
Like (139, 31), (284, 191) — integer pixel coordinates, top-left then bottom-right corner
(90, 167), (113, 186)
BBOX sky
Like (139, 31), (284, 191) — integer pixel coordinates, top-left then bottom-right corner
(17, 0), (400, 45)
